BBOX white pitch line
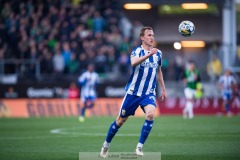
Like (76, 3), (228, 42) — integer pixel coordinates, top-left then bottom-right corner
(0, 135), (79, 140)
(50, 127), (240, 138)
(50, 128), (139, 136)
(0, 132), (239, 141)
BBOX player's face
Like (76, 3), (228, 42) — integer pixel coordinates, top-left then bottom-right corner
(141, 29), (154, 47)
(88, 65), (94, 72)
(189, 63), (195, 71)
(225, 70), (230, 76)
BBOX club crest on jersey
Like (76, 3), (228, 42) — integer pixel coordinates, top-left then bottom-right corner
(121, 109), (126, 116)
(131, 51), (136, 58)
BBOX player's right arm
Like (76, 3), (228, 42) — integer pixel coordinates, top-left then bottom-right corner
(131, 48), (157, 67)
(78, 73), (87, 85)
(182, 70), (187, 87)
(157, 67), (166, 101)
(217, 76), (223, 90)
(230, 76), (237, 89)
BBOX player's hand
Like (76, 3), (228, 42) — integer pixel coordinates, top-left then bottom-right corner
(150, 48), (157, 55)
(160, 89), (166, 101)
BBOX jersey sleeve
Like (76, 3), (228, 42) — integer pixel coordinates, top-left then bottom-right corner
(195, 69), (201, 82)
(218, 76), (223, 84)
(183, 70), (187, 79)
(78, 73), (86, 85)
(231, 76), (237, 84)
(95, 73), (100, 86)
(130, 47), (141, 59)
(157, 50), (162, 66)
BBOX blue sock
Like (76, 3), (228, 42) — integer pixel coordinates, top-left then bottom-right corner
(81, 107), (85, 116)
(105, 121), (120, 143)
(225, 104), (230, 112)
(87, 103), (94, 109)
(139, 120), (154, 144)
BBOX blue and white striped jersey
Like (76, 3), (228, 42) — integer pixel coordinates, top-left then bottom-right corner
(78, 71), (99, 101)
(218, 75), (236, 94)
(125, 46), (162, 96)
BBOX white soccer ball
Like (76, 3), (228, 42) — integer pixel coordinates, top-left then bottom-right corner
(178, 20), (195, 37)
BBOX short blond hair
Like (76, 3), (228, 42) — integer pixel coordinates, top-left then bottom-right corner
(140, 26), (153, 37)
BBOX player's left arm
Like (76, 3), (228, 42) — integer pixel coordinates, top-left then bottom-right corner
(195, 69), (201, 82)
(95, 73), (100, 86)
(157, 66), (166, 101)
(217, 76), (223, 90)
(231, 76), (237, 89)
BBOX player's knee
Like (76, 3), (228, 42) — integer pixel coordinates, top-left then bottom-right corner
(145, 112), (154, 120)
(116, 117), (127, 126)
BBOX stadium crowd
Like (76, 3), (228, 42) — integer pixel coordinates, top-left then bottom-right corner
(0, 0), (144, 78)
(1, 0), (237, 83)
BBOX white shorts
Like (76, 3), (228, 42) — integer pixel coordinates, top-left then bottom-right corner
(184, 88), (196, 99)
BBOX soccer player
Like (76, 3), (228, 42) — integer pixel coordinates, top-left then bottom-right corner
(78, 63), (99, 122)
(218, 69), (236, 117)
(182, 61), (200, 119)
(99, 26), (166, 157)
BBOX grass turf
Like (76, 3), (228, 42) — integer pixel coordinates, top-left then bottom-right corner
(0, 116), (240, 160)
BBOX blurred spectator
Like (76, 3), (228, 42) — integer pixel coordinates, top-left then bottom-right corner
(132, 20), (143, 41)
(119, 37), (130, 53)
(27, 45), (38, 76)
(174, 54), (185, 81)
(61, 42), (72, 70)
(4, 87), (18, 98)
(52, 49), (65, 74)
(166, 59), (176, 80)
(0, 47), (5, 74)
(40, 48), (53, 74)
(119, 17), (132, 39)
(207, 54), (222, 82)
(95, 47), (107, 73)
(235, 48), (240, 68)
(68, 82), (80, 99)
(67, 53), (79, 74)
(109, 28), (122, 47)
(118, 51), (129, 75)
(93, 12), (105, 34)
(79, 53), (89, 73)
(0, 0), (136, 78)
(0, 47), (5, 60)
(106, 46), (116, 72)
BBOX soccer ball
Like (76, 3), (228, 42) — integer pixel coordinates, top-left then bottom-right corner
(178, 20), (195, 37)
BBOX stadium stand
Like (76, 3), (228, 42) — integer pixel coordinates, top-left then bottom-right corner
(0, 0), (136, 81)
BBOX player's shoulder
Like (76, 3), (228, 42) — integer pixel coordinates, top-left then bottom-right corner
(195, 69), (200, 73)
(131, 46), (142, 58)
(93, 72), (99, 77)
(230, 75), (236, 80)
(82, 71), (88, 75)
(219, 75), (225, 80)
(132, 46), (142, 53)
(80, 71), (86, 76)
(156, 48), (162, 57)
(157, 48), (162, 53)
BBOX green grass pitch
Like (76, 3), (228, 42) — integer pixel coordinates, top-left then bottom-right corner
(0, 116), (240, 160)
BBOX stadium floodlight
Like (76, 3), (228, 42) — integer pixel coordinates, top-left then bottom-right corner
(181, 41), (206, 48)
(124, 3), (152, 10)
(181, 3), (208, 9)
(173, 42), (182, 50)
